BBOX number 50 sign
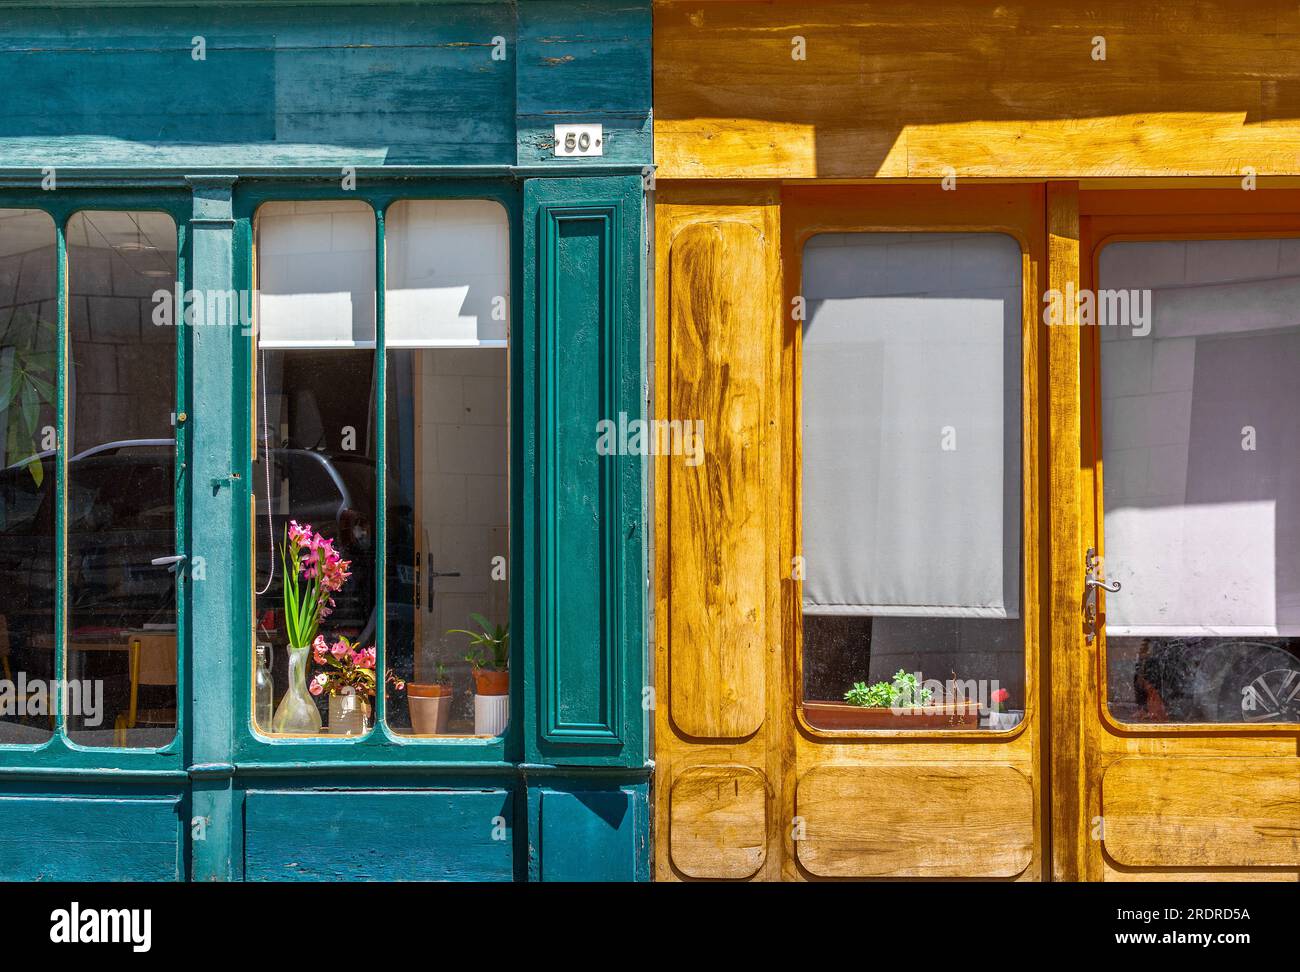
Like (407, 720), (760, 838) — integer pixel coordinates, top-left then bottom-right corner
(554, 123), (604, 157)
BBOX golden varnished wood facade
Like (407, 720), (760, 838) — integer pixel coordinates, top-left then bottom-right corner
(653, 0), (1300, 881)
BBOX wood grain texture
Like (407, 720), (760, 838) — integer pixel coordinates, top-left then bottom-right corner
(243, 789), (515, 881)
(654, 0), (1300, 179)
(0, 795), (183, 881)
(1045, 182), (1088, 881)
(1102, 758), (1300, 867)
(0, 2), (653, 169)
(667, 220), (769, 739)
(1076, 190), (1300, 882)
(654, 184), (786, 881)
(669, 765), (768, 878)
(796, 764), (1034, 878)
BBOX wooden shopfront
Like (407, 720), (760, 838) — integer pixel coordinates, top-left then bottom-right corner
(0, 0), (652, 881)
(652, 0), (1300, 881)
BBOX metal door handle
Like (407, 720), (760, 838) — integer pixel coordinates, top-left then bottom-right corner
(1086, 575), (1121, 594)
(1084, 547), (1120, 643)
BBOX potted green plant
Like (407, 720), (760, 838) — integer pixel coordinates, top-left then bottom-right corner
(309, 634), (376, 736)
(804, 669), (981, 730)
(405, 662), (453, 735)
(448, 614), (509, 735)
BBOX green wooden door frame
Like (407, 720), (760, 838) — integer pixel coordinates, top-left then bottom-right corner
(0, 188), (192, 781)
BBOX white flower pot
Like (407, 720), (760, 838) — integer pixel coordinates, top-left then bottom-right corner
(474, 693), (509, 735)
(987, 709), (1024, 730)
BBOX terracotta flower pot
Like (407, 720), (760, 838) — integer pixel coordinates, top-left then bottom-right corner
(406, 682), (452, 735)
(803, 699), (982, 730)
(472, 668), (509, 696)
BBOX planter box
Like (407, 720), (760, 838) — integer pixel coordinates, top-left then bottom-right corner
(804, 700), (982, 730)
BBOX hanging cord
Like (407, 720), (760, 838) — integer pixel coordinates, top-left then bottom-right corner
(255, 349), (276, 596)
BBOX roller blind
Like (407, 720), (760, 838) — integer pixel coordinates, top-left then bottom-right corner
(385, 199), (509, 348)
(1099, 238), (1300, 637)
(256, 200), (376, 348)
(801, 232), (1022, 619)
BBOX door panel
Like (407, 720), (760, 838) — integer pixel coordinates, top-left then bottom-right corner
(1080, 190), (1300, 880)
(655, 183), (1047, 880)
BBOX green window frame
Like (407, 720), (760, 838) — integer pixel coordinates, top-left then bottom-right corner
(0, 188), (191, 778)
(230, 180), (523, 767)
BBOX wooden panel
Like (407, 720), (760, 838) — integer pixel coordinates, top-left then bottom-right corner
(536, 788), (644, 881)
(1102, 758), (1300, 867)
(667, 220), (769, 739)
(796, 764), (1034, 878)
(0, 3), (653, 169)
(1103, 861), (1299, 882)
(244, 790), (514, 881)
(655, 0), (1300, 179)
(525, 176), (645, 763)
(0, 796), (182, 881)
(670, 765), (768, 879)
(1045, 182), (1089, 881)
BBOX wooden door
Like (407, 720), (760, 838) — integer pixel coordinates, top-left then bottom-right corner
(655, 183), (1049, 880)
(1075, 189), (1300, 881)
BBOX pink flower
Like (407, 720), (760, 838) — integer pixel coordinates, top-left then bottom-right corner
(288, 520), (313, 548)
(309, 673), (327, 696)
(331, 640), (351, 660)
(991, 688), (1010, 704)
(312, 635), (329, 664)
(352, 646), (376, 670)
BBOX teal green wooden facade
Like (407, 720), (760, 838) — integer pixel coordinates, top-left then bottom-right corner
(0, 0), (651, 881)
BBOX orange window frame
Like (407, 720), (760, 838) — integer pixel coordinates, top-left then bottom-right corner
(1080, 187), (1300, 736)
(781, 184), (1047, 740)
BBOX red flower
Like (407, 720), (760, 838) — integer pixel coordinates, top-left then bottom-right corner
(991, 688), (1010, 704)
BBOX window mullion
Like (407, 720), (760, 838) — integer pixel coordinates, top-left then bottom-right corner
(373, 205), (387, 732)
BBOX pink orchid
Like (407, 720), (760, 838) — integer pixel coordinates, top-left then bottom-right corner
(312, 635), (329, 664)
(309, 673), (327, 697)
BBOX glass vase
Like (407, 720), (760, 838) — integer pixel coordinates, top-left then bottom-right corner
(272, 645), (322, 734)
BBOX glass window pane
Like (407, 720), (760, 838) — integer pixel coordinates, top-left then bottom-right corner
(800, 232), (1024, 730)
(0, 209), (57, 745)
(253, 353), (379, 737)
(253, 201), (378, 738)
(385, 199), (509, 347)
(1100, 238), (1300, 723)
(66, 211), (178, 748)
(256, 200), (376, 348)
(385, 348), (509, 737)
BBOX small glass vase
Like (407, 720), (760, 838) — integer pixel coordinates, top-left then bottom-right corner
(272, 645), (322, 734)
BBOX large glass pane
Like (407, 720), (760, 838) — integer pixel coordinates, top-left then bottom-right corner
(0, 209), (57, 745)
(385, 348), (509, 737)
(383, 199), (510, 737)
(1100, 238), (1300, 723)
(253, 201), (377, 737)
(66, 211), (178, 748)
(800, 232), (1024, 730)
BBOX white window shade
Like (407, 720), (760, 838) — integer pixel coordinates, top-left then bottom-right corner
(256, 200), (376, 348)
(384, 199), (509, 348)
(801, 232), (1022, 619)
(1100, 238), (1300, 637)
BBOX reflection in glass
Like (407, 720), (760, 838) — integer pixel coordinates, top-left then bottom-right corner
(386, 348), (509, 736)
(66, 211), (178, 748)
(1100, 238), (1300, 723)
(0, 209), (57, 744)
(253, 350), (378, 735)
(799, 233), (1025, 730)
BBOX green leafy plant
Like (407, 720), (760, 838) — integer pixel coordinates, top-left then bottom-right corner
(843, 669), (934, 708)
(448, 613), (509, 672)
(1, 313), (56, 487)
